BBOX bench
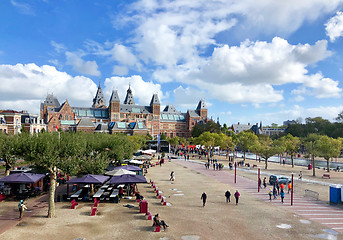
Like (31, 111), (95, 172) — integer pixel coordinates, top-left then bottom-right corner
(71, 199), (78, 209)
(92, 189), (104, 199)
(322, 174), (331, 179)
(253, 164), (257, 168)
(91, 206), (97, 216)
(146, 212), (152, 220)
(70, 189), (82, 200)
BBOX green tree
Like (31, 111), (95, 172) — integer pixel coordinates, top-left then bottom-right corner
(280, 134), (300, 168)
(191, 120), (221, 137)
(236, 131), (258, 161)
(196, 132), (218, 160)
(257, 136), (278, 169)
(0, 133), (20, 176)
(167, 136), (180, 147)
(303, 133), (321, 176)
(315, 135), (342, 172)
(216, 133), (236, 159)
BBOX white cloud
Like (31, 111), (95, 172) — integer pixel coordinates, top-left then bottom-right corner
(256, 105), (343, 125)
(103, 75), (165, 106)
(10, 0), (34, 15)
(65, 51), (101, 76)
(325, 11), (343, 42)
(173, 86), (209, 110)
(153, 37), (337, 104)
(192, 38), (331, 86)
(0, 63), (97, 114)
(51, 41), (66, 54)
(113, 65), (128, 76)
(303, 73), (342, 98)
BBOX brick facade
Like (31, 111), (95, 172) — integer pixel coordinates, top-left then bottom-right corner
(41, 85), (208, 137)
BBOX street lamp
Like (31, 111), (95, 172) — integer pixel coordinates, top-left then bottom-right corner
(234, 162), (237, 184)
(258, 167), (260, 192)
(291, 172), (294, 206)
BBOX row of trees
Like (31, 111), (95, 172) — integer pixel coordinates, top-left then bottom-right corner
(190, 131), (342, 175)
(0, 132), (148, 218)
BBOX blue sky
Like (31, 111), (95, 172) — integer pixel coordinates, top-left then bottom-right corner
(1, 0), (343, 126)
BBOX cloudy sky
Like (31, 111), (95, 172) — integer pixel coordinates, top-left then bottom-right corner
(1, 0), (343, 126)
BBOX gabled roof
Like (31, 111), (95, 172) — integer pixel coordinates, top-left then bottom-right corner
(109, 90), (120, 102)
(41, 94), (60, 110)
(123, 86), (135, 105)
(120, 104), (152, 114)
(150, 94), (160, 105)
(196, 99), (207, 110)
(77, 117), (95, 127)
(95, 123), (109, 132)
(163, 105), (180, 113)
(188, 110), (200, 118)
(92, 82), (106, 108)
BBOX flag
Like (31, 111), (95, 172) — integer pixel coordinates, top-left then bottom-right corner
(55, 125), (58, 131)
(157, 133), (161, 145)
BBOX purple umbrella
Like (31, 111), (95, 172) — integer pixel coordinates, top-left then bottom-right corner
(0, 172), (45, 184)
(112, 165), (141, 171)
(66, 174), (110, 184)
(109, 174), (147, 185)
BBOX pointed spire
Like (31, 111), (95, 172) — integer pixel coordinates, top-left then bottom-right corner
(150, 94), (160, 105)
(92, 81), (106, 108)
(124, 85), (135, 105)
(196, 99), (207, 110)
(109, 90), (120, 102)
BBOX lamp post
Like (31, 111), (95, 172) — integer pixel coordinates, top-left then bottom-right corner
(234, 162), (237, 184)
(291, 172), (294, 206)
(258, 168), (260, 192)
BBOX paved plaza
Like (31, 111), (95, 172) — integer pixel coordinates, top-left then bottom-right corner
(0, 157), (342, 239)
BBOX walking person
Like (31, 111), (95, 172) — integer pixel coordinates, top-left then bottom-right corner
(288, 183), (292, 194)
(280, 189), (285, 204)
(263, 177), (267, 188)
(268, 188), (272, 201)
(298, 171), (303, 180)
(170, 171), (175, 181)
(18, 200), (27, 220)
(201, 192), (207, 207)
(273, 185), (277, 199)
(276, 183), (280, 195)
(234, 190), (240, 205)
(225, 190), (231, 203)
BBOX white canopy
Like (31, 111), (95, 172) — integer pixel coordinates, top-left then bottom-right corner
(141, 149), (156, 155)
(105, 169), (136, 176)
(129, 160), (145, 165)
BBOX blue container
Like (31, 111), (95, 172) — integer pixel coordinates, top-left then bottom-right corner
(330, 185), (341, 203)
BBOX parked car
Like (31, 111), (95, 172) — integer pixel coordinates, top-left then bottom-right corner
(269, 175), (291, 185)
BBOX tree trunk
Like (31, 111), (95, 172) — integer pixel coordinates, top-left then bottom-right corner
(312, 154), (315, 177)
(48, 166), (57, 218)
(5, 165), (11, 176)
(327, 158), (330, 172)
(243, 151), (246, 161)
(291, 155), (294, 168)
(265, 158), (268, 169)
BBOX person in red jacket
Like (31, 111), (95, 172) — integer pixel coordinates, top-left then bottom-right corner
(234, 190), (240, 205)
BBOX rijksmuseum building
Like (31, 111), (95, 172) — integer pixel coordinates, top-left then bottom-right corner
(40, 84), (208, 138)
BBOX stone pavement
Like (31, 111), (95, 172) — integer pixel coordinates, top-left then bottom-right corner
(176, 159), (343, 234)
